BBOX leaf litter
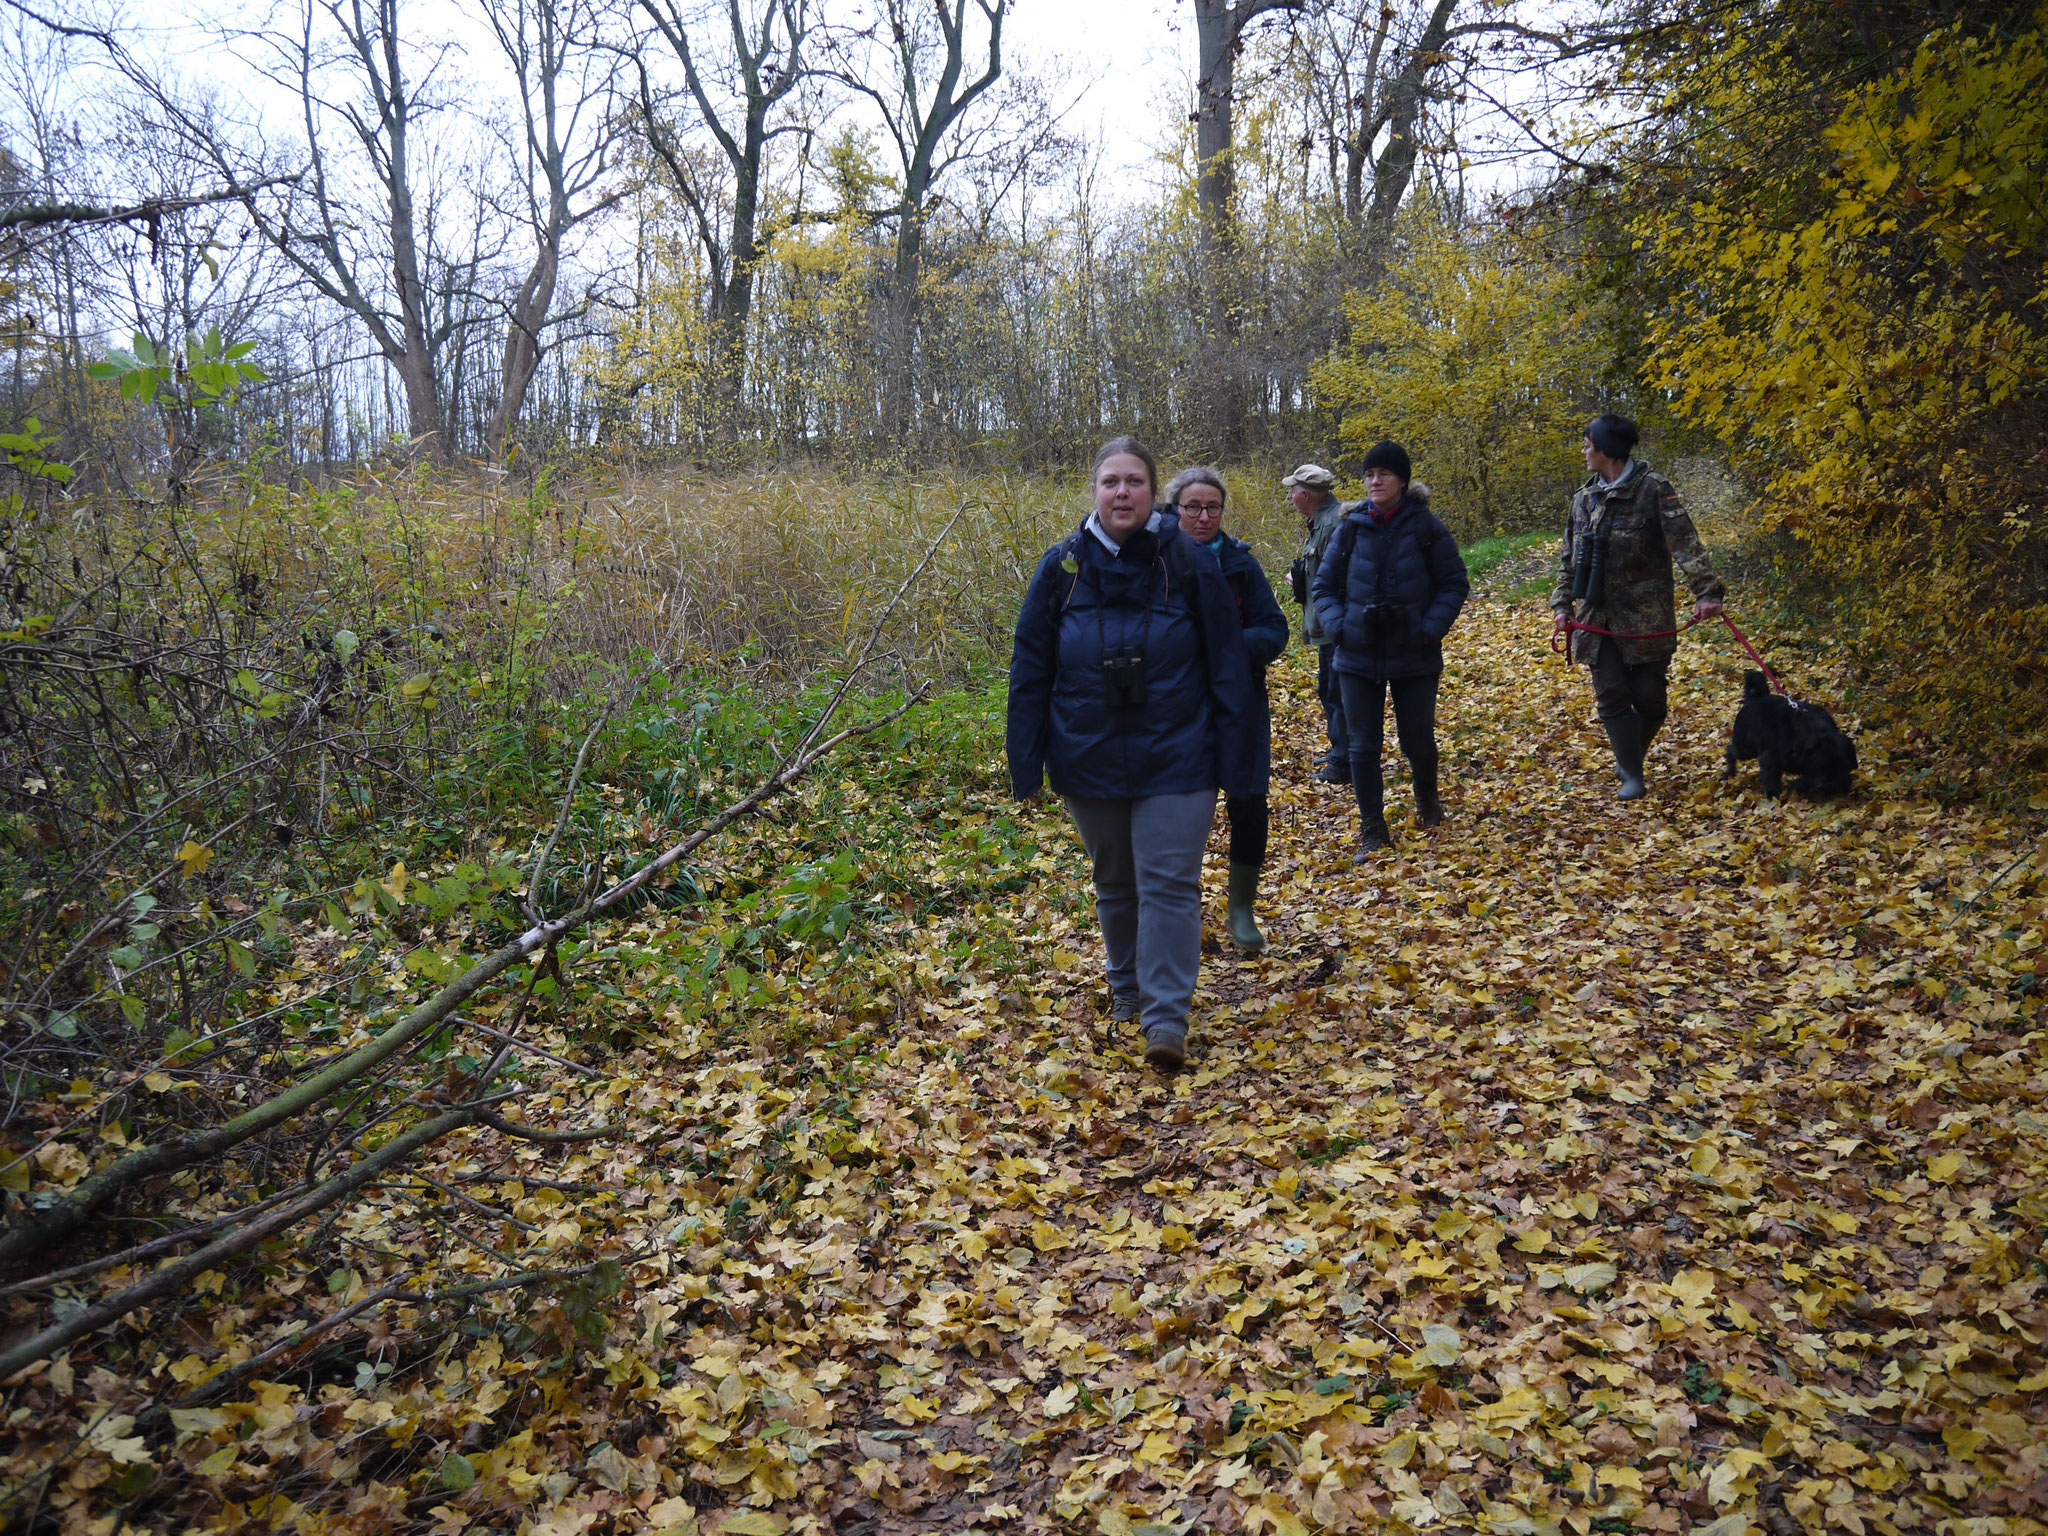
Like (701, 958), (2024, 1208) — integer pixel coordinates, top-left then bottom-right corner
(2, 594), (2043, 1536)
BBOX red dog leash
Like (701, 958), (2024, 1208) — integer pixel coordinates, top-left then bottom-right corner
(1553, 611), (1792, 697)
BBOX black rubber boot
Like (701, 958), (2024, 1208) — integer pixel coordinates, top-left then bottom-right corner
(1416, 763), (1443, 828)
(1352, 763), (1392, 857)
(1604, 716), (1647, 800)
(1225, 863), (1266, 952)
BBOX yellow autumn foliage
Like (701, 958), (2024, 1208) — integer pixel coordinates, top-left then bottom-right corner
(1315, 202), (1613, 536)
(1631, 6), (2048, 780)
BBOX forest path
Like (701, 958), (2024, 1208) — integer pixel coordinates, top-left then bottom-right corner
(582, 589), (2044, 1536)
(77, 588), (2042, 1536)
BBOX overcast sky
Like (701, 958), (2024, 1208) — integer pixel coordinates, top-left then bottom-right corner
(1006, 0), (1187, 177)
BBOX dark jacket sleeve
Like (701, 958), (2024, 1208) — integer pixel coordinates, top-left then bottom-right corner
(1187, 547), (1258, 800)
(1236, 553), (1289, 668)
(1309, 517), (1355, 643)
(1418, 516), (1470, 642)
(1004, 549), (1066, 798)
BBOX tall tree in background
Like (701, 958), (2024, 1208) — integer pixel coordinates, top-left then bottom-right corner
(828, 0), (1005, 448)
(1303, 0), (1464, 238)
(1190, 0), (1301, 454)
(633, 0), (815, 448)
(171, 0), (483, 459)
(481, 0), (624, 461)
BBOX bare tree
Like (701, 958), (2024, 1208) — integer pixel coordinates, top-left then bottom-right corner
(632, 0), (815, 449)
(825, 0), (1005, 449)
(480, 0), (625, 460)
(150, 0), (485, 459)
(1293, 0), (1462, 237)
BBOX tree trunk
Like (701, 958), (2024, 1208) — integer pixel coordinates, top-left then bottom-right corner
(1363, 0), (1461, 236)
(487, 242), (559, 460)
(870, 0), (1005, 456)
(1191, 0), (1298, 456)
(377, 2), (448, 458)
(635, 0), (812, 457)
(1192, 0), (1243, 457)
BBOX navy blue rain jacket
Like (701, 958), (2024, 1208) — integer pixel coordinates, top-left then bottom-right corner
(1191, 529), (1286, 796)
(1310, 492), (1469, 680)
(1007, 519), (1257, 801)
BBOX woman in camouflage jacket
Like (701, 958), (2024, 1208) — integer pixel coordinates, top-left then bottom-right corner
(1549, 414), (1725, 801)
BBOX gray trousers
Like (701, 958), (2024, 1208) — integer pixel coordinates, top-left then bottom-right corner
(1063, 790), (1217, 1040)
(1316, 644), (1348, 767)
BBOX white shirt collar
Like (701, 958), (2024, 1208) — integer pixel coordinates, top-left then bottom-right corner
(1084, 509), (1165, 554)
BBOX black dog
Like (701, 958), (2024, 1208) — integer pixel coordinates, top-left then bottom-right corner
(1724, 671), (1856, 798)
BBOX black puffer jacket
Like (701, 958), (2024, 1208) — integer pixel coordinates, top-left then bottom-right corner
(1006, 518), (1257, 801)
(1309, 487), (1469, 680)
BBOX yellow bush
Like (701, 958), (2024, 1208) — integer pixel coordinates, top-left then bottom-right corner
(1632, 8), (2048, 783)
(1315, 202), (1615, 534)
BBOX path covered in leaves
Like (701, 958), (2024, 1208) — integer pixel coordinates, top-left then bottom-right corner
(16, 581), (2046, 1536)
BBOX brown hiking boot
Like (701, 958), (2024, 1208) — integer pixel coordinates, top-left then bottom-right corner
(1144, 1029), (1186, 1072)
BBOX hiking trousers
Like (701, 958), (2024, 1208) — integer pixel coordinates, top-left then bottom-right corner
(1337, 671), (1440, 823)
(1063, 790), (1217, 1041)
(1590, 641), (1671, 747)
(1225, 793), (1268, 868)
(1316, 644), (1348, 768)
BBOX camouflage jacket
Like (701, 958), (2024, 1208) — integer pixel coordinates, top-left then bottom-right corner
(1292, 494), (1349, 645)
(1550, 460), (1725, 666)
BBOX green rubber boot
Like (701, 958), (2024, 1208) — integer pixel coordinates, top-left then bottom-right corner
(1226, 862), (1267, 952)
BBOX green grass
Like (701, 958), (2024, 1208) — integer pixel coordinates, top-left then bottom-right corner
(1461, 528), (1556, 585)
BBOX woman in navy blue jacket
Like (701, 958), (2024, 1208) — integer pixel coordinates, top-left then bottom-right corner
(1310, 439), (1469, 858)
(1006, 437), (1256, 1071)
(1165, 465), (1287, 952)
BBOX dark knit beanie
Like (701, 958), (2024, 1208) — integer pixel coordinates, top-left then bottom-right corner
(1585, 413), (1639, 460)
(1362, 439), (1412, 483)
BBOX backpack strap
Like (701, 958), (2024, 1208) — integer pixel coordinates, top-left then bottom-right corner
(1043, 532), (1086, 624)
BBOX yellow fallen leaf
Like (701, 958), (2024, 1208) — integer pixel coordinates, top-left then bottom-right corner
(176, 838), (214, 876)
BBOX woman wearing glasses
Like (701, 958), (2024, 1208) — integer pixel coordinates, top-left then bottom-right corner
(1166, 466), (1287, 951)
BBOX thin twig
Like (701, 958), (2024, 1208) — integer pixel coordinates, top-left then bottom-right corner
(0, 1183), (308, 1298)
(453, 1016), (608, 1079)
(164, 1280), (413, 1410)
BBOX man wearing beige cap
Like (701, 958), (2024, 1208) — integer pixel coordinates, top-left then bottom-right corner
(1284, 464), (1350, 783)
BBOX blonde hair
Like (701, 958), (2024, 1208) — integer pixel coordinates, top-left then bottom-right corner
(1091, 435), (1158, 494)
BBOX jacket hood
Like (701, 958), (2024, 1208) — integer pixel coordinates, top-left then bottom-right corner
(1345, 490), (1430, 525)
(1583, 459), (1647, 496)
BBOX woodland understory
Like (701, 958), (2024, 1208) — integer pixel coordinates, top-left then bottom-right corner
(2, 550), (2041, 1536)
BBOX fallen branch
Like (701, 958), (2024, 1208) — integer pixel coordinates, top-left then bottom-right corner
(0, 504), (968, 1382)
(476, 1110), (618, 1144)
(0, 1103), (478, 1384)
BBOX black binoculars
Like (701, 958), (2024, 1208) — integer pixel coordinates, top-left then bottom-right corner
(1571, 524), (1610, 604)
(1100, 646), (1148, 710)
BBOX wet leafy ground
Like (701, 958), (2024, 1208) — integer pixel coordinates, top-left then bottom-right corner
(9, 587), (2044, 1536)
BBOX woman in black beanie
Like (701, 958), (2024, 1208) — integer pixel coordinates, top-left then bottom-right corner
(1310, 440), (1469, 855)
